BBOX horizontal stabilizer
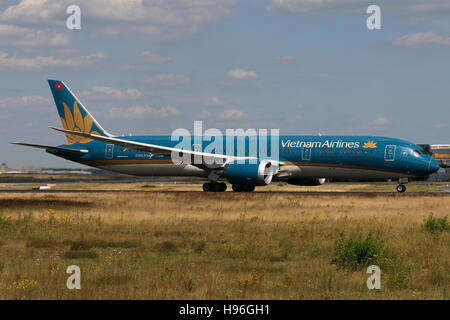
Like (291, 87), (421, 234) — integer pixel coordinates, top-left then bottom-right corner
(10, 142), (89, 154)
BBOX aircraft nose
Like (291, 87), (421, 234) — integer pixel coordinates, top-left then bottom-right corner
(428, 157), (440, 173)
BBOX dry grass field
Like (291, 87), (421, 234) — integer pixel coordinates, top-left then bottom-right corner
(0, 184), (448, 299)
(56, 181), (445, 193)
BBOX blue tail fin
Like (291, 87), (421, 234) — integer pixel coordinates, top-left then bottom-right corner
(48, 80), (111, 144)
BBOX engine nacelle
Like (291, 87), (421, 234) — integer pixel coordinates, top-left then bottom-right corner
(285, 178), (326, 186)
(225, 160), (277, 186)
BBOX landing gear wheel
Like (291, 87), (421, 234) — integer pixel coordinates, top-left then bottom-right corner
(203, 182), (227, 192)
(396, 184), (406, 193)
(244, 185), (255, 192)
(232, 184), (242, 192)
(219, 183), (227, 192)
(212, 183), (227, 192)
(203, 183), (212, 192)
(232, 184), (255, 192)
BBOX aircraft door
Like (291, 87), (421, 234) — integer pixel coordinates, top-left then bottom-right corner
(384, 145), (396, 162)
(106, 144), (114, 159)
(302, 147), (311, 161)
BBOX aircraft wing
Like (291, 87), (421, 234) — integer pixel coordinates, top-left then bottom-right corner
(49, 127), (255, 167)
(10, 142), (89, 154)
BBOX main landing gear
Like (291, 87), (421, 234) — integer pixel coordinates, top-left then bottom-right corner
(201, 183), (256, 192)
(231, 184), (255, 192)
(202, 182), (227, 192)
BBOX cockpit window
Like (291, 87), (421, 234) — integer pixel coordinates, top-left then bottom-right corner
(412, 150), (421, 156)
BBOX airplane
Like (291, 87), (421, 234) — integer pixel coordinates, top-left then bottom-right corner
(12, 80), (440, 193)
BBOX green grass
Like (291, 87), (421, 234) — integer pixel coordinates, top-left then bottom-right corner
(0, 216), (12, 228)
(423, 215), (449, 234)
(331, 232), (394, 271)
(63, 250), (99, 259)
(140, 184), (156, 189)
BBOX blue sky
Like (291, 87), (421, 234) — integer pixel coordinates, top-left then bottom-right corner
(0, 0), (449, 168)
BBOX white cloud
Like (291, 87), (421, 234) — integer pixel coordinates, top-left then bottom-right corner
(227, 68), (257, 79)
(269, 0), (361, 14)
(145, 73), (190, 86)
(0, 95), (51, 109)
(269, 0), (450, 19)
(0, 0), (238, 41)
(432, 123), (447, 129)
(395, 1), (450, 17)
(78, 86), (142, 100)
(204, 96), (225, 106)
(219, 109), (247, 120)
(119, 63), (136, 71)
(109, 105), (181, 119)
(393, 32), (450, 47)
(125, 89), (142, 99)
(0, 51), (105, 70)
(139, 51), (172, 64)
(0, 0), (66, 24)
(371, 117), (389, 125)
(195, 110), (212, 119)
(0, 24), (70, 47)
(276, 55), (295, 61)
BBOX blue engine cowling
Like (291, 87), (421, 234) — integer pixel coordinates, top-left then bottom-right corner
(225, 160), (277, 186)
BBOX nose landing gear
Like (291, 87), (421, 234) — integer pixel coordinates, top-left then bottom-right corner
(396, 178), (408, 193)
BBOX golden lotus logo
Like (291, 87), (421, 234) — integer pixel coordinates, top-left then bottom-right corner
(60, 101), (100, 144)
(362, 140), (377, 148)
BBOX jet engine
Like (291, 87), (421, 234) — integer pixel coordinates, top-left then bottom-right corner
(225, 160), (278, 186)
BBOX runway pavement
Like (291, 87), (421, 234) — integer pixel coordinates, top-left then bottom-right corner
(0, 189), (449, 196)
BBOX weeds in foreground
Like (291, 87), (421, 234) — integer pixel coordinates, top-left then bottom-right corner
(0, 213), (32, 227)
(0, 216), (12, 228)
(386, 263), (411, 288)
(422, 215), (449, 234)
(26, 239), (141, 250)
(331, 232), (394, 271)
(156, 240), (181, 253)
(0, 192), (448, 299)
(70, 239), (141, 250)
(63, 250), (99, 259)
